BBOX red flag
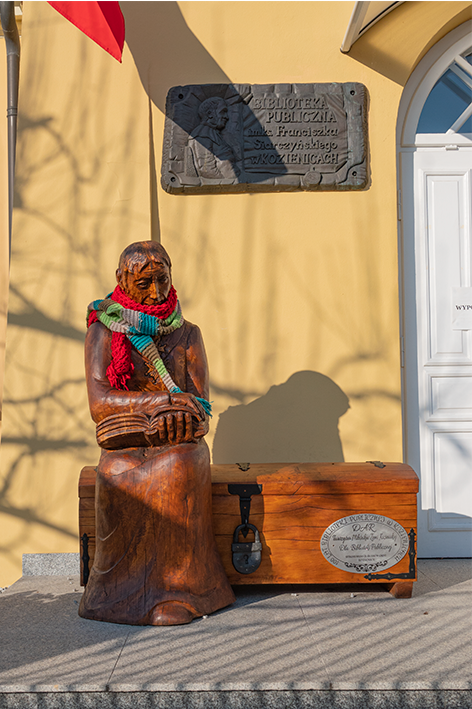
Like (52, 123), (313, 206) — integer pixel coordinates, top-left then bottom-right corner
(48, 2), (125, 62)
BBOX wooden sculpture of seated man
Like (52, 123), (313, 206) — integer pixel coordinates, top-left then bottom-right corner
(79, 241), (235, 625)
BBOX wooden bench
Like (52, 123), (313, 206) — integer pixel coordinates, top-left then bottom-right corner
(79, 461), (418, 597)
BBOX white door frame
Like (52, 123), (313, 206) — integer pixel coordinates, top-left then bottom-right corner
(397, 22), (472, 557)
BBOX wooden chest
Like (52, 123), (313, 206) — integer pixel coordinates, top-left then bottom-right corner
(79, 462), (418, 596)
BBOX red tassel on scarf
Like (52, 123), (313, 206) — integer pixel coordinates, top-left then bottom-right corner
(107, 333), (134, 390)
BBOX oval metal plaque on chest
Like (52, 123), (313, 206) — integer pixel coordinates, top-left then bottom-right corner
(320, 514), (409, 574)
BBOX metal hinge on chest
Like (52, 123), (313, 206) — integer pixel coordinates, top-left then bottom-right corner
(364, 529), (417, 581)
(228, 478), (262, 535)
(81, 533), (90, 585)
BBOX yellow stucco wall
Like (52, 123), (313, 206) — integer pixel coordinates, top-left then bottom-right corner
(0, 1), (468, 585)
(0, 43), (8, 435)
(349, 1), (471, 85)
(0, 1), (151, 584)
(147, 1), (404, 467)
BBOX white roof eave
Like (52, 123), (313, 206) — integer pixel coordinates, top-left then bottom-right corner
(341, 1), (404, 54)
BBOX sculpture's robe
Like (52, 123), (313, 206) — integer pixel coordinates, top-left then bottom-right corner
(79, 320), (235, 625)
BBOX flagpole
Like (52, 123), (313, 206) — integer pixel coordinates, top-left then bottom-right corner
(0, 1), (20, 263)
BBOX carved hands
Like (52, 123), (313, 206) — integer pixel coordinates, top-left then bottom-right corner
(170, 391), (205, 419)
(153, 409), (208, 445)
(152, 392), (208, 446)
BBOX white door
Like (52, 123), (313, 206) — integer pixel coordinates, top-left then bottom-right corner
(411, 149), (472, 557)
(399, 28), (472, 557)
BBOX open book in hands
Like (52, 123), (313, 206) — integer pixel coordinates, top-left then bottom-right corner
(96, 404), (207, 450)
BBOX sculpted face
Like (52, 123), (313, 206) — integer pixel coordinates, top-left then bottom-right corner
(117, 257), (171, 306)
(212, 104), (229, 131)
(203, 100), (229, 131)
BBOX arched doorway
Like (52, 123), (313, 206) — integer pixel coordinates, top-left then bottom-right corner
(398, 23), (472, 557)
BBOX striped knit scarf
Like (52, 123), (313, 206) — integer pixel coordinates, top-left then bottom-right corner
(87, 285), (212, 416)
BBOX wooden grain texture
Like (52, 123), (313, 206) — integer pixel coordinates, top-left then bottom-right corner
(79, 462), (418, 590)
(211, 462), (419, 494)
(214, 533), (417, 584)
(214, 520), (418, 542)
(212, 493), (417, 520)
(78, 466), (96, 497)
(386, 581), (414, 598)
(78, 242), (235, 625)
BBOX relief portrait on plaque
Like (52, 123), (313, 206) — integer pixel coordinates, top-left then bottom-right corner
(187, 97), (241, 180)
(162, 83), (368, 194)
(79, 241), (235, 626)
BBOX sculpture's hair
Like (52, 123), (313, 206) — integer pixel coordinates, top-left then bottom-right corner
(118, 241), (171, 274)
(198, 96), (227, 121)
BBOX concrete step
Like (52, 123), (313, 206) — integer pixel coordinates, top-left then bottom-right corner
(1, 690), (472, 708)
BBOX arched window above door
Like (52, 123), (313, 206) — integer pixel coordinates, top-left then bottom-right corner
(397, 23), (472, 148)
(417, 52), (472, 134)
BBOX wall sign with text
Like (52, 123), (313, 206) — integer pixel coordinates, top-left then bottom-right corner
(320, 513), (409, 574)
(452, 287), (472, 330)
(161, 83), (368, 194)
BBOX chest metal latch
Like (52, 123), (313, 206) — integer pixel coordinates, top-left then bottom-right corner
(232, 523), (262, 574)
(228, 477), (263, 574)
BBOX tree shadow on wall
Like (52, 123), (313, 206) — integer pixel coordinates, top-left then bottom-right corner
(122, 2), (287, 188)
(121, 1), (232, 112)
(212, 371), (350, 464)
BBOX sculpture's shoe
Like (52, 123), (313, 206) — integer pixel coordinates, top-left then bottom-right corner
(148, 601), (199, 626)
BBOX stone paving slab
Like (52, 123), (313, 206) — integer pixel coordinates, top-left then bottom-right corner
(297, 565), (472, 690)
(0, 576), (127, 691)
(108, 588), (329, 691)
(0, 560), (470, 698)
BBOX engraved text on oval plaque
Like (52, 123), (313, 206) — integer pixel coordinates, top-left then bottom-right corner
(320, 514), (409, 574)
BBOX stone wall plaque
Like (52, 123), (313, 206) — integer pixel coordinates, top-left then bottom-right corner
(320, 514), (409, 574)
(161, 83), (368, 194)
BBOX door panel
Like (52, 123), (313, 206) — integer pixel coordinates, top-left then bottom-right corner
(410, 149), (472, 556)
(430, 373), (472, 418)
(433, 430), (472, 519)
(425, 172), (471, 362)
